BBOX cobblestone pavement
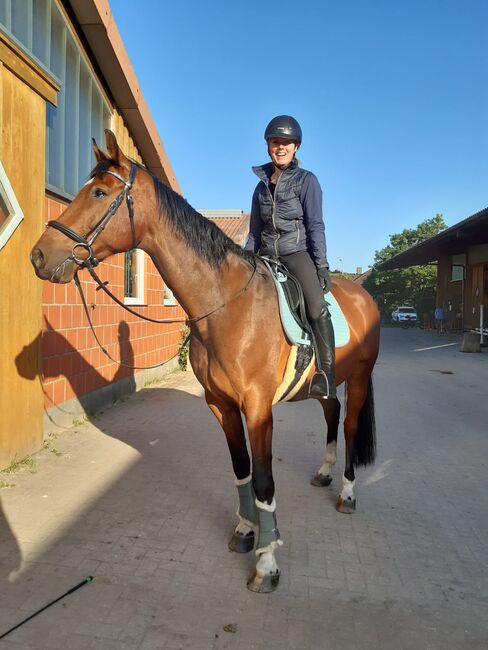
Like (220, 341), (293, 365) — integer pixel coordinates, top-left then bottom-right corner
(0, 328), (487, 649)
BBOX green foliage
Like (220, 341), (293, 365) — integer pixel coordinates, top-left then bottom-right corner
(178, 325), (190, 371)
(363, 214), (447, 320)
(331, 271), (355, 280)
(2, 456), (37, 474)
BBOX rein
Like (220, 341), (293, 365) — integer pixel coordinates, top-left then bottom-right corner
(47, 162), (257, 370)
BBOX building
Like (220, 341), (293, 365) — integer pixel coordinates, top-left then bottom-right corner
(199, 210), (250, 247)
(0, 0), (187, 469)
(377, 207), (488, 332)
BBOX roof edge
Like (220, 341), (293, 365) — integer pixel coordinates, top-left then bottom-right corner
(377, 206), (488, 271)
(68, 0), (181, 193)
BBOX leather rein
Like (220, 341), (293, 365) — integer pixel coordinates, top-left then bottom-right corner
(47, 162), (257, 369)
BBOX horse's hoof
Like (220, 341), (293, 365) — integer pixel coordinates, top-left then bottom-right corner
(336, 495), (356, 514)
(228, 531), (255, 553)
(247, 570), (280, 593)
(311, 472), (332, 487)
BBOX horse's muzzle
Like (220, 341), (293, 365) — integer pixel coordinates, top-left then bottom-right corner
(30, 246), (75, 283)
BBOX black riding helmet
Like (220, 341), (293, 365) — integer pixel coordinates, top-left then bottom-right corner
(264, 115), (302, 145)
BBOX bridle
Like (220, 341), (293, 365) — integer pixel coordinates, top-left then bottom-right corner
(45, 161), (257, 369)
(47, 163), (138, 268)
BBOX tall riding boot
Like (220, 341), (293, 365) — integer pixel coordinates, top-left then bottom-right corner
(309, 305), (337, 400)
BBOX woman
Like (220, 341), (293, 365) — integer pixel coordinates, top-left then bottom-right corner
(245, 115), (336, 399)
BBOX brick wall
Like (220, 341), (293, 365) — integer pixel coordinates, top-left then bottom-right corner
(42, 195), (185, 409)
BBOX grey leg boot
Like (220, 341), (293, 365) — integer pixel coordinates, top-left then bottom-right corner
(309, 305), (337, 400)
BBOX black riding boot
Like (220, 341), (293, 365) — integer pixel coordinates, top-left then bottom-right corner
(309, 305), (337, 400)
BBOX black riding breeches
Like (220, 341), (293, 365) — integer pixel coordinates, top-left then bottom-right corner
(279, 250), (326, 320)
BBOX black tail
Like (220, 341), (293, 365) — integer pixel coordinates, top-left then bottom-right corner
(351, 376), (376, 467)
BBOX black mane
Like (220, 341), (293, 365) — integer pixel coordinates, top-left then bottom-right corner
(149, 169), (253, 268)
(89, 158), (253, 268)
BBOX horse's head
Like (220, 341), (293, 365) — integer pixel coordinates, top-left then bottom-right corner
(31, 130), (142, 283)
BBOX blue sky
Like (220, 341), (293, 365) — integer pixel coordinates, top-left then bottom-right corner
(109, 0), (487, 272)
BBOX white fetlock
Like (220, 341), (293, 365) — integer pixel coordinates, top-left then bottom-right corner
(255, 542), (282, 576)
(340, 475), (355, 502)
(318, 440), (337, 476)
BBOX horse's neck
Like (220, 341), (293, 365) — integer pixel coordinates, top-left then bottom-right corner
(143, 232), (245, 320)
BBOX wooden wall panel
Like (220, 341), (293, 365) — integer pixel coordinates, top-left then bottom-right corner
(0, 64), (45, 469)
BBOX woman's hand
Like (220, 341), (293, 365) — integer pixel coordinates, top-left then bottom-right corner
(317, 266), (332, 293)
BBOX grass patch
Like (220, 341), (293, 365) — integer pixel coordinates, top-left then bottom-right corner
(2, 456), (37, 475)
(43, 441), (63, 457)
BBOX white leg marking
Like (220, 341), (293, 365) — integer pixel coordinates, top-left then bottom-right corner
(318, 440), (337, 476)
(255, 547), (280, 576)
(340, 475), (355, 502)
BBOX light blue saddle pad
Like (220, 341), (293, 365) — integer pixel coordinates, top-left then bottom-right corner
(272, 270), (350, 348)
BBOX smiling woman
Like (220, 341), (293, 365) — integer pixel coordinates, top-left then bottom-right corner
(245, 115), (337, 401)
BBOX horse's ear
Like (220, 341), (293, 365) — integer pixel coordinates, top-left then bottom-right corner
(92, 138), (108, 163)
(104, 129), (129, 168)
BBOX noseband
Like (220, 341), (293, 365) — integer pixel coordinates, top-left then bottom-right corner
(47, 163), (137, 268)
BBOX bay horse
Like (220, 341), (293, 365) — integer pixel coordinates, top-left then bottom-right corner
(31, 131), (380, 593)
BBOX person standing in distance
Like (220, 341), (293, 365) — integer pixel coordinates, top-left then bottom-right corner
(245, 115), (336, 400)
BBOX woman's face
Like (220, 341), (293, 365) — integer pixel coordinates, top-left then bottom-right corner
(267, 137), (298, 168)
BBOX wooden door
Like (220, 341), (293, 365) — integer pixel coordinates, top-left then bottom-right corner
(465, 264), (484, 330)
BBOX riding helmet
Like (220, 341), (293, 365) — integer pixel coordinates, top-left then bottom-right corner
(264, 115), (302, 145)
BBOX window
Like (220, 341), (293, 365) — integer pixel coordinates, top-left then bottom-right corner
(124, 249), (145, 305)
(0, 161), (24, 251)
(451, 254), (466, 282)
(0, 0), (111, 199)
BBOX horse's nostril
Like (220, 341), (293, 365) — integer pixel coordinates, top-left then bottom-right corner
(31, 248), (45, 270)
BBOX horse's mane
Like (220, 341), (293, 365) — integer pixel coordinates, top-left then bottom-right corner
(90, 159), (253, 269)
(150, 169), (254, 268)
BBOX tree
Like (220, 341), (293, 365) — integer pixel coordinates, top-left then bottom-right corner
(363, 214), (447, 321)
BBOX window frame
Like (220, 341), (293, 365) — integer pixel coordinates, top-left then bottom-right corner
(0, 161), (25, 251)
(124, 248), (145, 306)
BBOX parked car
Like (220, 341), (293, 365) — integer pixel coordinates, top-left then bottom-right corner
(391, 306), (418, 326)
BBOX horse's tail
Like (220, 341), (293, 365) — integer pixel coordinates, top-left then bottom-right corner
(351, 375), (376, 467)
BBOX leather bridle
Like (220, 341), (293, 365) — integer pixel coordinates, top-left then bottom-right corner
(47, 163), (138, 268)
(43, 161), (257, 370)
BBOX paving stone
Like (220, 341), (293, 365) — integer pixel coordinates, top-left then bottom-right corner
(1, 330), (487, 648)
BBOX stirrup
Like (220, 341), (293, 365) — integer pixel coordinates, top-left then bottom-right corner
(309, 371), (336, 400)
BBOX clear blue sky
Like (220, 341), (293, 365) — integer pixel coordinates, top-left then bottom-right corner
(109, 0), (487, 272)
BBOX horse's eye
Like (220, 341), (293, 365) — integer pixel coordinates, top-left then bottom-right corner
(92, 188), (107, 199)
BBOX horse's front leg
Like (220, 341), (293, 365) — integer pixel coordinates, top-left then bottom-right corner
(243, 402), (282, 593)
(205, 392), (258, 553)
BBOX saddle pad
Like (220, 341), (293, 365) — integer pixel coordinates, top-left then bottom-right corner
(273, 275), (350, 348)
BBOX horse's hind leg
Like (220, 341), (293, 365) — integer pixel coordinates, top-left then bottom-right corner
(205, 392), (258, 553)
(311, 398), (341, 487)
(337, 372), (376, 514)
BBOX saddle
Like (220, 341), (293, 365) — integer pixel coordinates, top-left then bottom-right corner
(260, 257), (311, 340)
(259, 256), (350, 349)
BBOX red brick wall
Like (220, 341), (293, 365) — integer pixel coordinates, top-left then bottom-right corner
(42, 195), (185, 408)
